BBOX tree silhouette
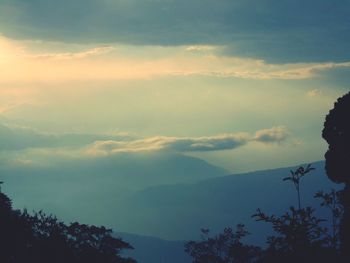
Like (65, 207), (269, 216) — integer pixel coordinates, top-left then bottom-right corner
(322, 91), (350, 261)
(322, 91), (350, 184)
(0, 186), (136, 263)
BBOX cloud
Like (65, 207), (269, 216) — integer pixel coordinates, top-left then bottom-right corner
(0, 124), (293, 167)
(86, 127), (291, 156)
(28, 46), (115, 60)
(254, 126), (290, 143)
(85, 134), (249, 155)
(0, 0), (349, 63)
(173, 60), (350, 80)
(1, 35), (350, 84)
(0, 102), (26, 115)
(185, 45), (219, 53)
(307, 89), (322, 97)
(0, 123), (132, 151)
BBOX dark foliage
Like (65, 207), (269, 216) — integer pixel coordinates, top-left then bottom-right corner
(186, 165), (341, 263)
(252, 165), (339, 263)
(315, 189), (343, 249)
(252, 207), (326, 251)
(322, 91), (350, 184)
(252, 206), (337, 263)
(185, 224), (261, 263)
(0, 190), (136, 263)
(322, 91), (350, 261)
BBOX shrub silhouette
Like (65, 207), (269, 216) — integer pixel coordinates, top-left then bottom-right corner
(185, 224), (261, 263)
(314, 189), (343, 249)
(252, 165), (338, 263)
(185, 165), (341, 263)
(0, 187), (136, 263)
(252, 206), (335, 263)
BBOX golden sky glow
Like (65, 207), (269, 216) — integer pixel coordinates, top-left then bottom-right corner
(2, 35), (350, 85)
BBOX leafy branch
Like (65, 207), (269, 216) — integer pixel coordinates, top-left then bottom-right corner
(283, 164), (315, 209)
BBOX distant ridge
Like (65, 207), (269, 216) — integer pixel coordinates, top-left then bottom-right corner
(119, 160), (339, 242)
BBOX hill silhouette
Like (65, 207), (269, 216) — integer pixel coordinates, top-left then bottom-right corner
(120, 161), (339, 242)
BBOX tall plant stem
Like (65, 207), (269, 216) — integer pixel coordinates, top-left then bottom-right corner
(297, 184), (301, 210)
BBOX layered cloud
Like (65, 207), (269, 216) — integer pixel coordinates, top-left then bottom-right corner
(0, 123), (132, 151)
(1, 36), (350, 85)
(86, 134), (248, 155)
(86, 126), (290, 156)
(0, 122), (290, 157)
(28, 46), (115, 60)
(0, 0), (349, 63)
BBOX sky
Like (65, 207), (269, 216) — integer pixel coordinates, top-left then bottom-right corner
(0, 0), (349, 174)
